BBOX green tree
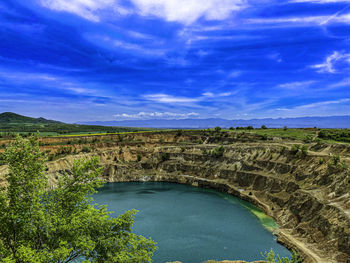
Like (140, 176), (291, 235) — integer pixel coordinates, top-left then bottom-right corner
(0, 135), (156, 263)
(214, 126), (221, 132)
(263, 248), (302, 263)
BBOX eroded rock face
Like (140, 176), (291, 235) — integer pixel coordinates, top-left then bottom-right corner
(1, 131), (350, 263)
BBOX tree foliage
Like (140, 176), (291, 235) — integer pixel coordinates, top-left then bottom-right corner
(263, 248), (302, 263)
(0, 135), (156, 263)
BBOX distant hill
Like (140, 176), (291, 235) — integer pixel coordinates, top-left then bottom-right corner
(80, 116), (350, 129)
(0, 112), (151, 134)
(0, 112), (61, 124)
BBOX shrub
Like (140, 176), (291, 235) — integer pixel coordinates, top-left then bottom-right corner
(214, 126), (222, 132)
(301, 145), (308, 156)
(137, 154), (142, 162)
(291, 144), (300, 155)
(210, 146), (225, 158)
(161, 152), (170, 161)
(332, 155), (341, 166)
(176, 129), (183, 136)
(263, 248), (302, 263)
(303, 135), (314, 143)
(261, 125), (267, 129)
(81, 145), (91, 153)
(280, 146), (286, 154)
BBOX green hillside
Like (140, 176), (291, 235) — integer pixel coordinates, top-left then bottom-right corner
(0, 112), (152, 136)
(0, 112), (61, 124)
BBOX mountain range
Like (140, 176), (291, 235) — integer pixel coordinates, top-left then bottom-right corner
(79, 116), (350, 129)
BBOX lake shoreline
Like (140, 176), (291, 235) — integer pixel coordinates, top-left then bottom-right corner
(103, 175), (319, 263)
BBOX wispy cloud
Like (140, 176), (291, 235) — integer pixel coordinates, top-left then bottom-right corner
(311, 51), (350, 73)
(114, 111), (199, 119)
(40, 0), (247, 24)
(278, 98), (350, 111)
(0, 70), (98, 95)
(143, 91), (234, 104)
(202, 92), (232, 97)
(130, 0), (247, 25)
(40, 0), (114, 22)
(86, 35), (166, 56)
(278, 81), (315, 89)
(298, 98), (350, 109)
(143, 94), (200, 103)
(246, 13), (350, 27)
(329, 78), (350, 88)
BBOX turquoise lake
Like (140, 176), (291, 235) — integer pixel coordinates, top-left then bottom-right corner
(93, 182), (291, 263)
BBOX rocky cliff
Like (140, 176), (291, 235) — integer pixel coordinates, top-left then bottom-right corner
(1, 130), (349, 262)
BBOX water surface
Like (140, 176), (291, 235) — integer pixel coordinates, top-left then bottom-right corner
(93, 182), (290, 263)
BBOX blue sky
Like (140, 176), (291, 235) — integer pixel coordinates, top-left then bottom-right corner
(1, 0), (350, 122)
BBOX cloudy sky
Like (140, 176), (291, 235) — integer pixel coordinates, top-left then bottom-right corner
(1, 0), (350, 122)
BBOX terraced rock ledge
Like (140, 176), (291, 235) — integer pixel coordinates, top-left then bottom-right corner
(1, 130), (349, 262)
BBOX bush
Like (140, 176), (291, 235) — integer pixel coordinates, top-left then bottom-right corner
(280, 146), (286, 154)
(301, 145), (308, 156)
(137, 154), (142, 162)
(214, 126), (222, 132)
(291, 144), (300, 155)
(81, 145), (91, 153)
(208, 146), (225, 158)
(332, 155), (341, 166)
(161, 152), (170, 161)
(176, 129), (183, 136)
(263, 248), (302, 263)
(261, 125), (267, 129)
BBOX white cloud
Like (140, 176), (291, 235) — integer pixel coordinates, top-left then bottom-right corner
(246, 13), (350, 27)
(202, 91), (232, 98)
(277, 98), (350, 111)
(130, 0), (247, 25)
(40, 0), (247, 24)
(329, 78), (350, 88)
(219, 92), (232, 96)
(246, 16), (328, 25)
(86, 35), (166, 56)
(228, 71), (241, 78)
(298, 98), (350, 109)
(114, 111), (199, 119)
(144, 94), (199, 103)
(40, 0), (114, 22)
(0, 70), (98, 95)
(278, 81), (315, 89)
(311, 51), (350, 73)
(202, 92), (215, 97)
